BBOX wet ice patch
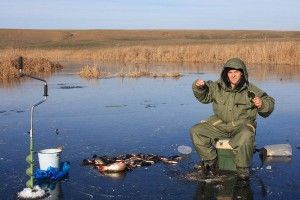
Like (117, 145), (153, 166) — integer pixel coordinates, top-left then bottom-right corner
(17, 185), (48, 199)
(105, 104), (127, 108)
(16, 110), (26, 113)
(214, 184), (224, 189)
(181, 171), (226, 183)
(59, 85), (85, 89)
(203, 176), (226, 183)
(145, 104), (156, 108)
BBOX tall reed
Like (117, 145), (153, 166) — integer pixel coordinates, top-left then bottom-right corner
(77, 64), (110, 78)
(0, 56), (63, 81)
(78, 63), (181, 79)
(1, 41), (299, 65)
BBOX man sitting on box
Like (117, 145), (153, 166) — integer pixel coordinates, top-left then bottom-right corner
(190, 58), (275, 180)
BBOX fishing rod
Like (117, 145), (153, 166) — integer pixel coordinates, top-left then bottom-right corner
(19, 56), (48, 189)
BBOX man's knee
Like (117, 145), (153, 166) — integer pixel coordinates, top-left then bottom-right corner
(190, 125), (198, 140)
(190, 123), (205, 138)
(190, 125), (197, 135)
(240, 127), (255, 144)
(230, 126), (255, 148)
(243, 133), (255, 145)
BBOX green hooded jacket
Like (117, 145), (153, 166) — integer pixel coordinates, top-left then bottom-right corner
(192, 58), (275, 132)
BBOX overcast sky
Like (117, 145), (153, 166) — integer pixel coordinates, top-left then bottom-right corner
(1, 0), (299, 30)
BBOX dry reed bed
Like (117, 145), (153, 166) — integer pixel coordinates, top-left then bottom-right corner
(77, 65), (182, 79)
(0, 57), (63, 81)
(1, 41), (300, 65)
(77, 65), (111, 78)
(1, 40), (300, 82)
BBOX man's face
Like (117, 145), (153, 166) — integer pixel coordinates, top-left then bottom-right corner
(227, 69), (242, 87)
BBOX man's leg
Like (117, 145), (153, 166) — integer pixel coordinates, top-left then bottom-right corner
(190, 122), (227, 161)
(229, 124), (256, 167)
(229, 124), (256, 180)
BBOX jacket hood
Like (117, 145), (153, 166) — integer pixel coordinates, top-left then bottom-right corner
(220, 58), (248, 91)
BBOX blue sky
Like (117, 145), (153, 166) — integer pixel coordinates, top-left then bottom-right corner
(0, 0), (299, 30)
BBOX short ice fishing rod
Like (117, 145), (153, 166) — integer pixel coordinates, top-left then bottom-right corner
(19, 56), (48, 189)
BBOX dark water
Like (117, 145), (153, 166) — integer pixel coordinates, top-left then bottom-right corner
(1, 61), (300, 199)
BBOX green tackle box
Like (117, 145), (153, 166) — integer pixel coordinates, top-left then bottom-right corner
(216, 139), (236, 171)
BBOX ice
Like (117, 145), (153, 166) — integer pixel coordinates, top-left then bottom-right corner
(178, 145), (192, 154)
(17, 185), (47, 199)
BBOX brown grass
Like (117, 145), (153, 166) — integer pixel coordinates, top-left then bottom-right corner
(0, 56), (63, 81)
(77, 64), (110, 78)
(1, 40), (300, 66)
(78, 63), (181, 79)
(150, 72), (182, 78)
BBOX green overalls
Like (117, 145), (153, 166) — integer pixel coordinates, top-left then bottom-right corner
(190, 58), (275, 168)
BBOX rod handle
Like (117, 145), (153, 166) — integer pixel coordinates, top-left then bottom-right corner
(19, 56), (23, 70)
(44, 84), (48, 96)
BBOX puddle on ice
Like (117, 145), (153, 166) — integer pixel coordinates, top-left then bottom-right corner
(59, 85), (85, 89)
(1, 61), (300, 199)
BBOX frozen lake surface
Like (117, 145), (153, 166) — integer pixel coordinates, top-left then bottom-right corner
(1, 61), (300, 199)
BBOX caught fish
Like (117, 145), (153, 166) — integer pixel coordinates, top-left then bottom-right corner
(168, 155), (182, 161)
(82, 152), (182, 175)
(163, 160), (178, 165)
(98, 162), (127, 172)
(94, 158), (106, 165)
(80, 157), (107, 166)
(258, 147), (268, 169)
(159, 156), (180, 165)
(80, 159), (94, 166)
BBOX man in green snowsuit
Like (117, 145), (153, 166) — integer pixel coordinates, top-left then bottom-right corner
(190, 58), (275, 180)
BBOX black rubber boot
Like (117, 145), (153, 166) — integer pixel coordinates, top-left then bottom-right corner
(236, 167), (250, 180)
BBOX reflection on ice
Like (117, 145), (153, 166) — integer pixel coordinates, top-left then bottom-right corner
(38, 182), (63, 200)
(99, 171), (126, 180)
(265, 156), (292, 163)
(180, 170), (254, 199)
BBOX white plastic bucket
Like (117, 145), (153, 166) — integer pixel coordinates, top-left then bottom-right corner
(38, 149), (62, 171)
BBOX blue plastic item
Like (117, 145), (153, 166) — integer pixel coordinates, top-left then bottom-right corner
(34, 161), (70, 180)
